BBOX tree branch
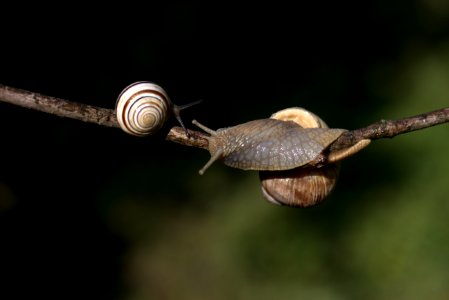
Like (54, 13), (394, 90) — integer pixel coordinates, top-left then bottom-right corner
(0, 84), (119, 127)
(1, 83), (448, 159)
(329, 107), (449, 152)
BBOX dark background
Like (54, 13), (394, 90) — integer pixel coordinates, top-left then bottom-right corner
(1, 1), (449, 299)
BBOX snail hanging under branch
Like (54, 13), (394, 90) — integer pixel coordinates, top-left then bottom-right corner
(192, 108), (371, 207)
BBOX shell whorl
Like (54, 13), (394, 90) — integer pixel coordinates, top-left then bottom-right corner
(260, 164), (340, 207)
(270, 107), (328, 129)
(116, 82), (171, 136)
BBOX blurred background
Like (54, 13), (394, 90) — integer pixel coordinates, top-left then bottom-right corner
(1, 1), (449, 299)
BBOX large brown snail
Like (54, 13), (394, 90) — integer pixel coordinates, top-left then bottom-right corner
(193, 108), (370, 207)
(116, 81), (199, 136)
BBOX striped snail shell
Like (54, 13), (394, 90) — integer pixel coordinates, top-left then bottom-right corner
(116, 82), (171, 136)
(116, 81), (200, 137)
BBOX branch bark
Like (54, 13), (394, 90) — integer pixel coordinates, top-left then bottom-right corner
(1, 83), (448, 157)
(329, 107), (449, 152)
(0, 84), (119, 127)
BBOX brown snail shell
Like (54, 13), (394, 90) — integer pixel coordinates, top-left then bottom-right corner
(260, 164), (340, 207)
(259, 107), (342, 207)
(259, 107), (372, 207)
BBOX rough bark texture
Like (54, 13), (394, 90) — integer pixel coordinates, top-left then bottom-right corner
(0, 84), (119, 127)
(1, 84), (449, 162)
(329, 107), (449, 152)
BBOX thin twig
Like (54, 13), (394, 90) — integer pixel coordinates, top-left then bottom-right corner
(168, 107), (449, 154)
(1, 84), (448, 159)
(0, 84), (119, 127)
(166, 127), (209, 150)
(329, 107), (449, 152)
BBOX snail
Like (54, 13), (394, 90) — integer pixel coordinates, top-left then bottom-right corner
(259, 108), (370, 207)
(116, 81), (200, 137)
(193, 107), (370, 207)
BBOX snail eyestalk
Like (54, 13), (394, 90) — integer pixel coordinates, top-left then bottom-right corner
(192, 119), (217, 135)
(173, 99), (203, 137)
(192, 119), (221, 174)
(198, 148), (224, 175)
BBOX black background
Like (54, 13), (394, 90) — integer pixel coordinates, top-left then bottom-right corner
(1, 1), (447, 299)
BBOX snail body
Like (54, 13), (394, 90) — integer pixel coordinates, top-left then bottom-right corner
(116, 81), (199, 137)
(194, 119), (346, 172)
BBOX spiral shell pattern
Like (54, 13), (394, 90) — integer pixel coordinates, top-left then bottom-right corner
(116, 82), (171, 136)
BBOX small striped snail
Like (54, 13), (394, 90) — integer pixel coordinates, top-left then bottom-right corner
(193, 108), (370, 207)
(116, 81), (200, 136)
